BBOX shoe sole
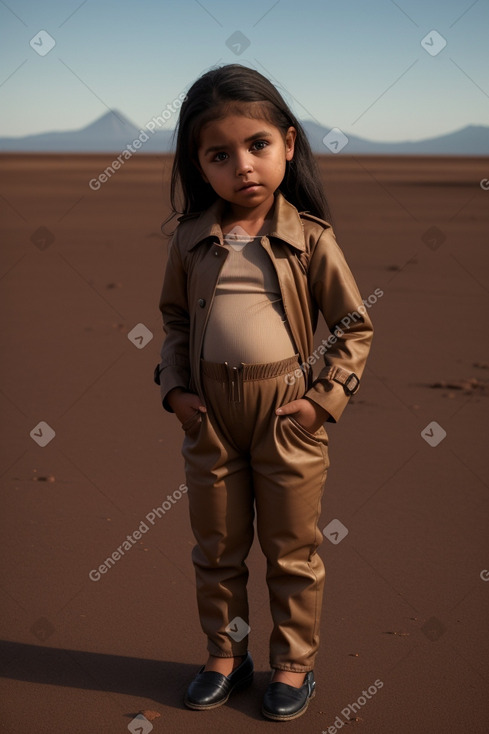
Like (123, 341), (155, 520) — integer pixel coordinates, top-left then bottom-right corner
(183, 673), (253, 710)
(261, 687), (316, 721)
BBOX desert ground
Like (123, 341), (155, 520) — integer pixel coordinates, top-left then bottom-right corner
(0, 153), (488, 733)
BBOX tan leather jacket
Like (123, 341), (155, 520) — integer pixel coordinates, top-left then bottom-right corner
(156, 191), (373, 423)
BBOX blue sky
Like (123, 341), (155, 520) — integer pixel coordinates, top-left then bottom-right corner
(1, 0), (488, 141)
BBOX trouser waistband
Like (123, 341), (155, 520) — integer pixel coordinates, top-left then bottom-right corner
(200, 355), (302, 403)
(201, 355), (301, 382)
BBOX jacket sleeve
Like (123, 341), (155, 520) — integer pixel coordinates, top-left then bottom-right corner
(304, 227), (374, 423)
(156, 230), (192, 411)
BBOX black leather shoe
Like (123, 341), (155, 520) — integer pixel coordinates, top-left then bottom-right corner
(184, 652), (253, 710)
(262, 670), (316, 721)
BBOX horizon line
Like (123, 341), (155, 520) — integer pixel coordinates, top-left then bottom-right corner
(0, 108), (487, 146)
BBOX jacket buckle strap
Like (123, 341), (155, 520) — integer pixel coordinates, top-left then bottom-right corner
(326, 366), (360, 396)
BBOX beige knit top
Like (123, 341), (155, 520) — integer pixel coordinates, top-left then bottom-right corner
(202, 227), (297, 367)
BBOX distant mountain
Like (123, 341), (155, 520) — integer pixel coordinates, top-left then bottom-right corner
(0, 110), (175, 153)
(302, 120), (489, 155)
(0, 110), (487, 155)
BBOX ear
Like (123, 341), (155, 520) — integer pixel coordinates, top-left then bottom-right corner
(284, 126), (296, 161)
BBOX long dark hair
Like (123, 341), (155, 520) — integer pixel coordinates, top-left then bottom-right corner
(164, 64), (331, 230)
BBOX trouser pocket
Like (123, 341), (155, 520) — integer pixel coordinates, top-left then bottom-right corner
(181, 410), (203, 437)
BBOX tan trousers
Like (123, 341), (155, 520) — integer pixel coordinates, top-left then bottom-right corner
(181, 356), (330, 673)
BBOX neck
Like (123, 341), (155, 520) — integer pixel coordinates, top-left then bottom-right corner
(221, 197), (275, 237)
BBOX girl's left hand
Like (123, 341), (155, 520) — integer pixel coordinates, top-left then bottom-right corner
(276, 398), (330, 434)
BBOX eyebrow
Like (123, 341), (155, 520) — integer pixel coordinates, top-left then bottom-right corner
(202, 131), (272, 156)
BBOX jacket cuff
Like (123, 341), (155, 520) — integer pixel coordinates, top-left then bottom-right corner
(155, 364), (190, 412)
(305, 380), (352, 423)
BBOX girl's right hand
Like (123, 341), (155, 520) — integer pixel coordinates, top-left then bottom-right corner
(166, 388), (207, 426)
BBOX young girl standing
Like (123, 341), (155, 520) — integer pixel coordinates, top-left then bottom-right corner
(155, 64), (373, 722)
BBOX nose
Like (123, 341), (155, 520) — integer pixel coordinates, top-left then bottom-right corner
(235, 152), (253, 176)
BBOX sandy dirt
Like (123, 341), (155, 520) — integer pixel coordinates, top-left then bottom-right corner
(0, 153), (488, 733)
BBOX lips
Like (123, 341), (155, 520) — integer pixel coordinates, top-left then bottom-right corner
(238, 182), (260, 191)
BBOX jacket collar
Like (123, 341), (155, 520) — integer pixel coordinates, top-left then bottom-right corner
(184, 191), (306, 252)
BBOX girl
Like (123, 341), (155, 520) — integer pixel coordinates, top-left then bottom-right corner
(155, 64), (373, 722)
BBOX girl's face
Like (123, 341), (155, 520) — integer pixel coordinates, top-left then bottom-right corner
(196, 114), (296, 218)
